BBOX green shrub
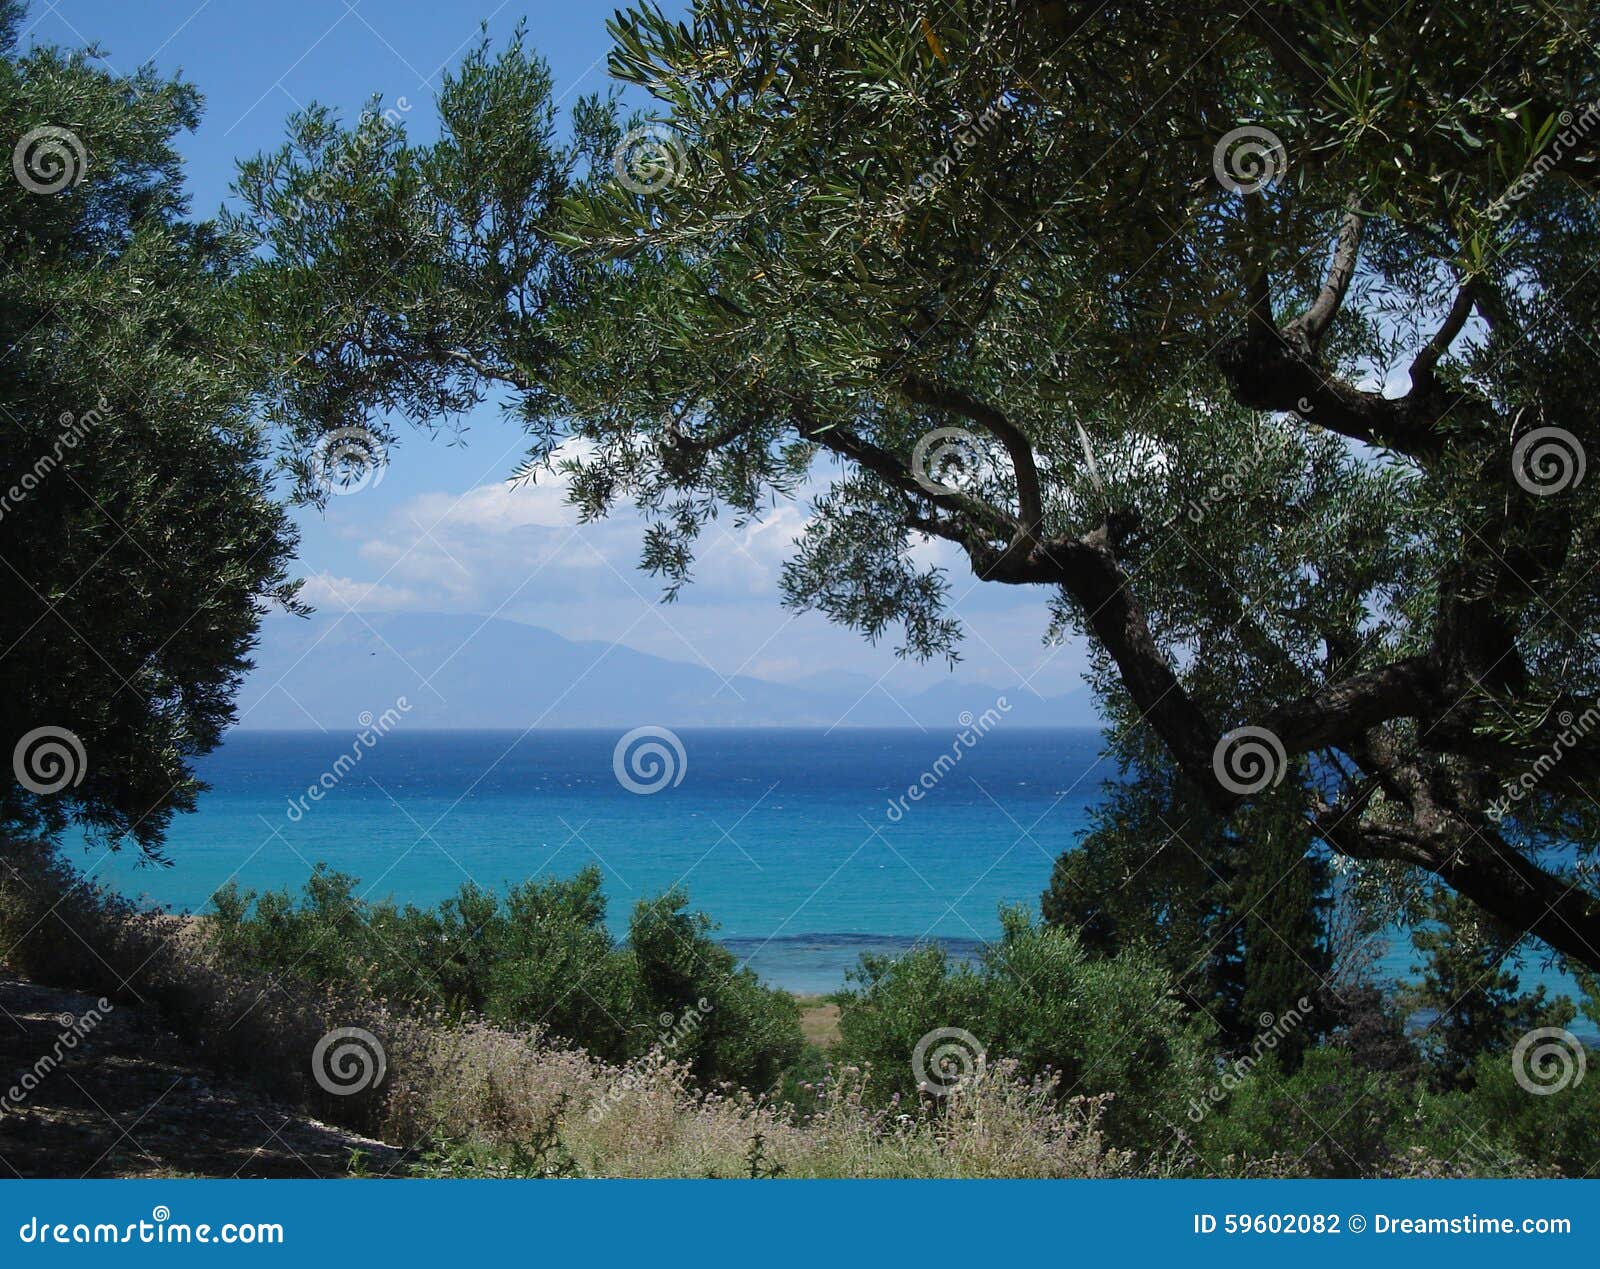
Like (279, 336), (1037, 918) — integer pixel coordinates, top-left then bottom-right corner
(1458, 1047), (1600, 1176)
(478, 871), (637, 1057)
(626, 889), (801, 1089)
(835, 945), (980, 1100)
(0, 838), (1128, 1176)
(1194, 1048), (1411, 1175)
(835, 909), (1211, 1147)
(1405, 890), (1577, 1090)
(204, 862), (801, 1092)
(1191, 1046), (1549, 1177)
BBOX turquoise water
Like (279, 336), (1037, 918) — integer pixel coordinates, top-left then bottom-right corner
(88, 728), (1097, 993)
(80, 728), (1591, 1022)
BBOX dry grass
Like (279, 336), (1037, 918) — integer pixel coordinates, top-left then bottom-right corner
(2, 839), (1519, 1180)
(0, 840), (1127, 1179)
(794, 995), (841, 1047)
(397, 1020), (1128, 1177)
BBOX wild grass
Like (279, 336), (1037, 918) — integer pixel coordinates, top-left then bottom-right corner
(399, 1025), (1126, 1178)
(0, 839), (1126, 1178)
(3, 838), (1585, 1179)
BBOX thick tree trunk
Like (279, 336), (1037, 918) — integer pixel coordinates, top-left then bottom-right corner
(1434, 836), (1600, 971)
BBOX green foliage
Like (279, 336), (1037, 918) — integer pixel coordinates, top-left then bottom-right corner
(627, 888), (802, 1088)
(1043, 765), (1241, 998)
(1193, 1040), (1600, 1178)
(226, 24), (606, 498)
(204, 863), (800, 1092)
(1405, 889), (1575, 1089)
(1194, 1048), (1381, 1176)
(1043, 758), (1332, 1059)
(1461, 1049), (1600, 1177)
(834, 911), (1212, 1146)
(1193, 1048), (1464, 1177)
(234, 0), (1600, 966)
(834, 943), (971, 1096)
(0, 7), (300, 853)
(1576, 967), (1600, 1034)
(1235, 816), (1330, 1069)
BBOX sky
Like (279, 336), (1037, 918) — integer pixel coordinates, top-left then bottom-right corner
(24, 0), (1095, 710)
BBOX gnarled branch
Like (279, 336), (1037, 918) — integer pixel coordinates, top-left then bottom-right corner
(1284, 196), (1364, 348)
(1408, 279), (1479, 388)
(899, 374), (1045, 537)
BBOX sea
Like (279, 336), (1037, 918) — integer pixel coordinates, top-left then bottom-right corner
(81, 727), (1592, 1031)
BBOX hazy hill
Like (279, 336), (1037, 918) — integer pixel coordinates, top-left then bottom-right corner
(235, 611), (1099, 730)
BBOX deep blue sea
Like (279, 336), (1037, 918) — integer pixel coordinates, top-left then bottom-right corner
(79, 728), (1591, 1026)
(86, 728), (1098, 993)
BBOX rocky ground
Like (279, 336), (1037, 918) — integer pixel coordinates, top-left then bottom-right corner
(0, 971), (403, 1178)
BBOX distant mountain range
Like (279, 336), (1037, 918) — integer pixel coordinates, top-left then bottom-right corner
(235, 611), (1100, 730)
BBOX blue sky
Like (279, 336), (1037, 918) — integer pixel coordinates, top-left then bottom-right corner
(26, 1), (1094, 708)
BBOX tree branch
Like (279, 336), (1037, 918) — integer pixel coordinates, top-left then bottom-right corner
(1262, 657), (1433, 754)
(435, 346), (535, 391)
(1433, 829), (1600, 970)
(1217, 207), (1495, 460)
(1407, 279), (1479, 388)
(1218, 329), (1458, 458)
(790, 408), (1020, 542)
(899, 375), (1045, 536)
(1284, 197), (1364, 348)
(1242, 194), (1276, 340)
(1041, 524), (1228, 805)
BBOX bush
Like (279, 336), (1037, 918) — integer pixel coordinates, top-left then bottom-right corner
(1324, 983), (1422, 1082)
(1, 838), (1129, 1178)
(205, 862), (801, 1092)
(834, 909), (1212, 1148)
(625, 889), (801, 1089)
(1458, 1048), (1600, 1176)
(1190, 1046), (1552, 1178)
(1193, 1048), (1408, 1176)
(9, 837), (1589, 1178)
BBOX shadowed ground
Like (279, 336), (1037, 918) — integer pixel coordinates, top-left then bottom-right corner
(0, 971), (403, 1178)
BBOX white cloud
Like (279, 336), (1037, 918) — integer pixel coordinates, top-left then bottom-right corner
(297, 573), (422, 610)
(290, 446), (1090, 696)
(407, 475), (579, 533)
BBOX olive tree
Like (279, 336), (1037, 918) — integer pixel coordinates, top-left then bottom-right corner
(239, 2), (1600, 969)
(1, 2), (300, 853)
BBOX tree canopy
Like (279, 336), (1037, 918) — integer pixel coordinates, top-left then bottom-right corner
(235, 2), (1600, 971)
(1, 2), (300, 853)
